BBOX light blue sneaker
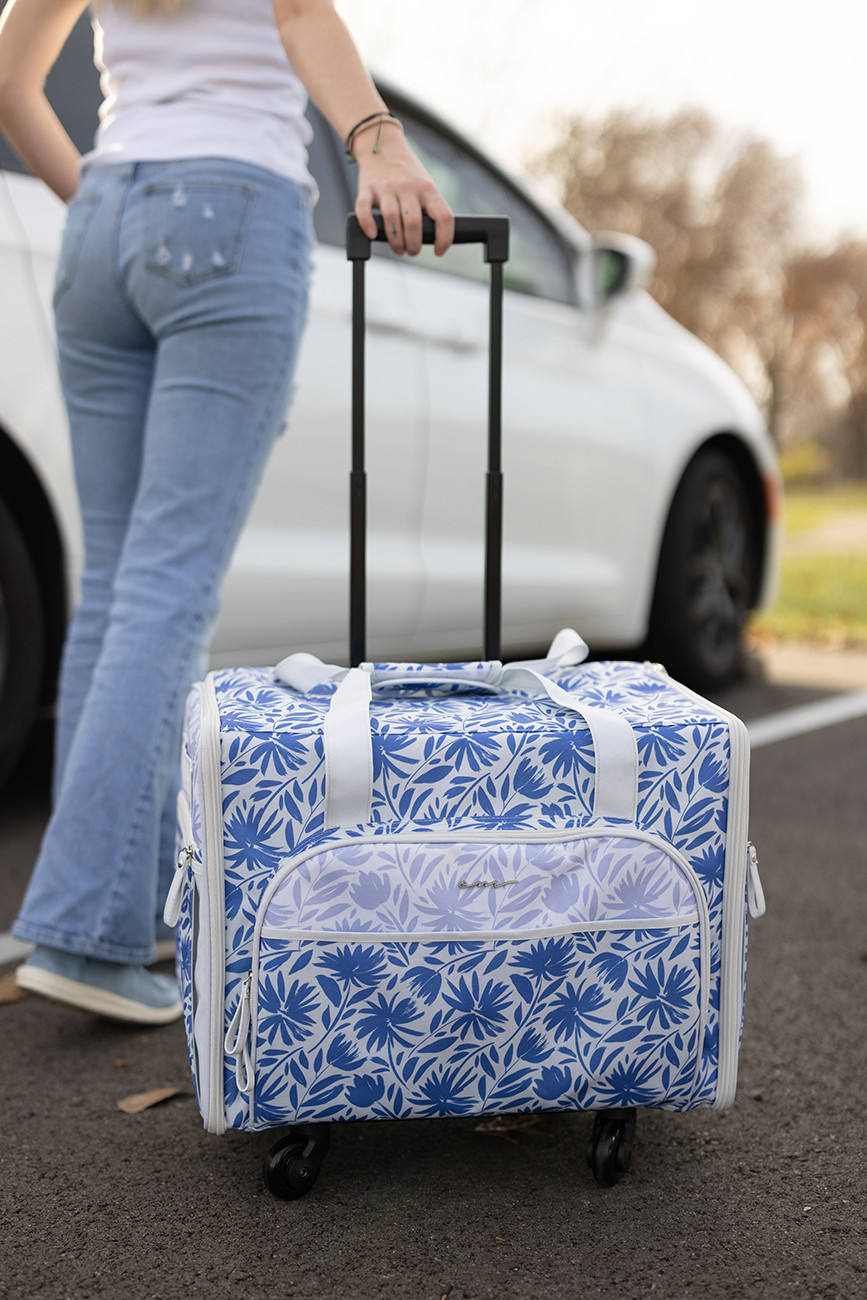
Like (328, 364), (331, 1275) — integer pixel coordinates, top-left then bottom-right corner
(16, 946), (182, 1025)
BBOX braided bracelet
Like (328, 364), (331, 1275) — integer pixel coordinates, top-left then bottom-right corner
(345, 112), (404, 162)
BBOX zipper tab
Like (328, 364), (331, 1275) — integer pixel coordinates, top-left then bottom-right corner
(224, 973), (253, 1095)
(747, 842), (766, 918)
(163, 846), (194, 928)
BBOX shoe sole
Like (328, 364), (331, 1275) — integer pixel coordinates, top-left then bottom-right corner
(15, 965), (183, 1026)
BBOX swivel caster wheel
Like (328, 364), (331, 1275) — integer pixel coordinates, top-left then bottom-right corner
(586, 1108), (637, 1187)
(263, 1124), (331, 1200)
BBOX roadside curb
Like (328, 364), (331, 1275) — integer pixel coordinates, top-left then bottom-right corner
(752, 640), (867, 691)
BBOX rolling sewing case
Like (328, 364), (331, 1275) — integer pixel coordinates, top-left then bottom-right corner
(168, 215), (763, 1194)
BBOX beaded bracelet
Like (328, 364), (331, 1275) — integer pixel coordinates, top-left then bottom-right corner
(345, 112), (404, 162)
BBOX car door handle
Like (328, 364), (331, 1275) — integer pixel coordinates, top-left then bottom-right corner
(367, 309), (415, 339)
(366, 309), (483, 353)
(424, 328), (485, 354)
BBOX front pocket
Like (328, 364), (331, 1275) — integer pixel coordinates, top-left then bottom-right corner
(237, 833), (709, 1127)
(53, 192), (100, 305)
(143, 181), (255, 286)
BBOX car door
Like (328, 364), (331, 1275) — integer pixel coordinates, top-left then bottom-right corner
(396, 106), (665, 658)
(214, 114), (429, 666)
(0, 9), (95, 572)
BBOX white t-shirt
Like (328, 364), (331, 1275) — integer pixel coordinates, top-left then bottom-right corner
(84, 0), (315, 190)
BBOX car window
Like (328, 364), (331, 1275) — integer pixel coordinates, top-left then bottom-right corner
(305, 107), (354, 247)
(399, 111), (577, 306)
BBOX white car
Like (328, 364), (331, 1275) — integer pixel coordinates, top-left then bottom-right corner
(0, 16), (781, 784)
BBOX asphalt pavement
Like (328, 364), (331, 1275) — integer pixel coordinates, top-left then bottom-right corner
(1, 648), (865, 1300)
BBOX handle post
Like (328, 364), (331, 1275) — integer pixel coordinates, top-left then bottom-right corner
(347, 213), (509, 666)
(350, 256), (367, 666)
(484, 258), (504, 660)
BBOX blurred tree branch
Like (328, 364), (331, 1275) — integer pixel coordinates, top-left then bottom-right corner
(529, 107), (867, 478)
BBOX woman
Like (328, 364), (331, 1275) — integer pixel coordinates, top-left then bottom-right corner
(0, 0), (453, 1024)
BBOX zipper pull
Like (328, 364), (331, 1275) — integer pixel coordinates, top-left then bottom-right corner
(224, 973), (253, 1095)
(163, 845), (194, 927)
(747, 842), (766, 918)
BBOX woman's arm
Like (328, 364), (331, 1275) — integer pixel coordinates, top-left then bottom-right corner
(272, 0), (454, 257)
(0, 0), (90, 202)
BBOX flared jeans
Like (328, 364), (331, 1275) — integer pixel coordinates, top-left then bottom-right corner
(14, 158), (313, 963)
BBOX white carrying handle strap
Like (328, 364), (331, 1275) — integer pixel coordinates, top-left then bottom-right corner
(274, 628), (591, 696)
(499, 666), (638, 822)
(274, 630), (639, 828)
(323, 667), (373, 828)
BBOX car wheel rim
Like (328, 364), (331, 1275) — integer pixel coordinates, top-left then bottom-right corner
(687, 476), (751, 675)
(0, 581), (9, 692)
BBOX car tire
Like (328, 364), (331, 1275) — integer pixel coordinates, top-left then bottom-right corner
(0, 496), (45, 787)
(647, 448), (757, 690)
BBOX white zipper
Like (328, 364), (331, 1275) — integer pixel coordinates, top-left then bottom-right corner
(224, 973), (253, 1095)
(164, 790), (196, 928)
(199, 673), (229, 1135)
(163, 844), (194, 928)
(747, 842), (765, 918)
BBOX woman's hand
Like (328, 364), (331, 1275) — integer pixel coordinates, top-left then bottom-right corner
(353, 121), (454, 258)
(0, 0), (88, 202)
(273, 0), (454, 257)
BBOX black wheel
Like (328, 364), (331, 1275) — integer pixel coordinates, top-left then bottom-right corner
(587, 1108), (636, 1187)
(648, 449), (758, 690)
(263, 1125), (330, 1201)
(0, 497), (45, 788)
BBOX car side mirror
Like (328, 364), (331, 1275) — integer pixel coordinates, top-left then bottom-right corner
(577, 232), (656, 310)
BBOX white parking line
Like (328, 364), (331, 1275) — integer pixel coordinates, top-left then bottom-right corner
(747, 689), (867, 749)
(3, 689), (866, 966)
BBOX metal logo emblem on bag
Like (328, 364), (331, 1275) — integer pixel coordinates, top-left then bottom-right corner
(458, 880), (518, 889)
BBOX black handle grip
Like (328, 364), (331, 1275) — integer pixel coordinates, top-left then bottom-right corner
(347, 212), (509, 263)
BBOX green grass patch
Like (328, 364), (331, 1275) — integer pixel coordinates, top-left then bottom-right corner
(753, 553), (867, 645)
(781, 482), (867, 534)
(750, 481), (867, 646)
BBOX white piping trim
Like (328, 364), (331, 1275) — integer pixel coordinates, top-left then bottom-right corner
(200, 674), (229, 1136)
(260, 914), (700, 943)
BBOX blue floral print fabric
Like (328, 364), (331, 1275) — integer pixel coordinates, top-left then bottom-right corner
(177, 657), (740, 1131)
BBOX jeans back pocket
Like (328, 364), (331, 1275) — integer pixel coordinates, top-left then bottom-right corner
(143, 181), (255, 286)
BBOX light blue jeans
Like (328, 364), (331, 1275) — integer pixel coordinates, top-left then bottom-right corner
(14, 158), (313, 963)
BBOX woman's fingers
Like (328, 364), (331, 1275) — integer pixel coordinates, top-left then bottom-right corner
(424, 191), (455, 258)
(354, 149), (454, 257)
(354, 191), (453, 257)
(353, 189), (379, 242)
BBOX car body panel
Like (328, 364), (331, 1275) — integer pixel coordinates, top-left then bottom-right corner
(0, 172), (82, 583)
(0, 55), (781, 680)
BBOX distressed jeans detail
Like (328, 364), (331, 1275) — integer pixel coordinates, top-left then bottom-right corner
(14, 159), (313, 963)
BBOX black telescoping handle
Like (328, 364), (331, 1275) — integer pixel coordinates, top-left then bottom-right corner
(346, 212), (509, 667)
